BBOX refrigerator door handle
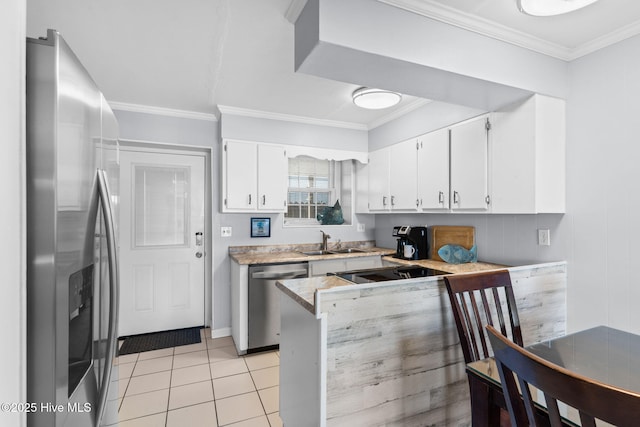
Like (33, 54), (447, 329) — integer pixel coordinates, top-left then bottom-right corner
(96, 169), (120, 425)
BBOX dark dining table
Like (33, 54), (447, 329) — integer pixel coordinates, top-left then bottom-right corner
(466, 326), (640, 426)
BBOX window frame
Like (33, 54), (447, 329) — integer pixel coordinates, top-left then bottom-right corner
(284, 157), (343, 227)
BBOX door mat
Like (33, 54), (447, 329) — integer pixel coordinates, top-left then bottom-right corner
(118, 327), (202, 356)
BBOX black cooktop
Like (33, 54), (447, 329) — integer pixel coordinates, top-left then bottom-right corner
(332, 265), (451, 284)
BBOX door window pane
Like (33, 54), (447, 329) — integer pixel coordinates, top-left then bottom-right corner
(134, 166), (189, 247)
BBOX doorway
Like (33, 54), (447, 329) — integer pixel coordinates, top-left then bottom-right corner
(118, 143), (211, 337)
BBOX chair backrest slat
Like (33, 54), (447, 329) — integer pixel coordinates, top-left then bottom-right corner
(444, 269), (523, 364)
(486, 325), (640, 427)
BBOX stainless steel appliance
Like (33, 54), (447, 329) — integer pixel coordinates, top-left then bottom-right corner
(248, 262), (308, 352)
(332, 265), (450, 284)
(393, 225), (429, 260)
(26, 30), (120, 427)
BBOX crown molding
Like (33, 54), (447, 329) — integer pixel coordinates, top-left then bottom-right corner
(570, 19), (640, 60)
(285, 0), (308, 23)
(379, 0), (640, 60)
(109, 101), (218, 121)
(378, 0), (573, 60)
(217, 105), (369, 131)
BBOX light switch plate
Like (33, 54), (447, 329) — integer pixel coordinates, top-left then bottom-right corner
(538, 229), (550, 246)
(221, 226), (232, 237)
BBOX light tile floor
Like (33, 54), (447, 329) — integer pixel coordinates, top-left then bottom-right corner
(117, 328), (283, 427)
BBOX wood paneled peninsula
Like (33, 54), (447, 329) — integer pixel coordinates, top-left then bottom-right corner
(276, 260), (567, 427)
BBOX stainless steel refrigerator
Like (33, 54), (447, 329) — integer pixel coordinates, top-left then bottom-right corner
(26, 29), (120, 427)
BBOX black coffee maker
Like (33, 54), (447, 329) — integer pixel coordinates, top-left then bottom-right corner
(393, 226), (428, 260)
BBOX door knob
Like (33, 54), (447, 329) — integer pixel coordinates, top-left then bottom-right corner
(196, 252), (203, 258)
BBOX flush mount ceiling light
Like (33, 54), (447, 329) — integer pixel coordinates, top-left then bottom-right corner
(517, 0), (600, 16)
(352, 87), (402, 109)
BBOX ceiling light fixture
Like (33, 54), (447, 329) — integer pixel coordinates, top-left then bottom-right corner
(352, 87), (402, 110)
(517, 0), (600, 16)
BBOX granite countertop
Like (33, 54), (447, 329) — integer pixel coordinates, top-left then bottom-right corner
(276, 258), (509, 314)
(229, 241), (395, 265)
(275, 275), (352, 313)
(381, 256), (508, 273)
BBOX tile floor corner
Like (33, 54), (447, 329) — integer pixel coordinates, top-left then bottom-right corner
(117, 328), (283, 427)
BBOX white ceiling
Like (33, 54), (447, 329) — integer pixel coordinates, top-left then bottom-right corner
(26, 0), (640, 128)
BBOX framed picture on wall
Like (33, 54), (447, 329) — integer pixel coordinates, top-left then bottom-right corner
(251, 217), (271, 238)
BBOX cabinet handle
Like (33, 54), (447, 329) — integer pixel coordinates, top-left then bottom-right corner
(391, 195), (395, 206)
(438, 191), (444, 204)
(383, 196), (387, 206)
(248, 194), (252, 205)
(262, 195), (266, 205)
(453, 191), (459, 205)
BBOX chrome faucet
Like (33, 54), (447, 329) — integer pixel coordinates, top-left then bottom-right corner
(320, 230), (331, 251)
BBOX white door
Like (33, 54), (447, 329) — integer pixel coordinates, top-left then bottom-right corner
(119, 149), (206, 336)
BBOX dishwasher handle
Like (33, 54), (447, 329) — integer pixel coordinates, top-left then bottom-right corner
(251, 269), (308, 280)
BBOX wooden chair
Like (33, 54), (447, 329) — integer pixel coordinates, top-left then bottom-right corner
(444, 269), (523, 364)
(486, 324), (640, 426)
(444, 269), (522, 426)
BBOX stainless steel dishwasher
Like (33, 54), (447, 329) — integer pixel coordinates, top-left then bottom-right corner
(248, 262), (308, 352)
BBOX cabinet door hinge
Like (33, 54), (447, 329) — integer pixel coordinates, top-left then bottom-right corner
(224, 143), (227, 151)
(485, 195), (491, 205)
(224, 198), (227, 206)
(485, 118), (492, 131)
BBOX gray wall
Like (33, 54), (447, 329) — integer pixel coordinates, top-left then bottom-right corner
(564, 34), (640, 333)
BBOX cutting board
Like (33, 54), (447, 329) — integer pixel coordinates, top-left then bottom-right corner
(428, 226), (475, 261)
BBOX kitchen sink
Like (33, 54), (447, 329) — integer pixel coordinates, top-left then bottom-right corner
(298, 248), (369, 256)
(299, 250), (335, 256)
(328, 248), (367, 254)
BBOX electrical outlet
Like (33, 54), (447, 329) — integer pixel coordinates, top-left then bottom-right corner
(538, 229), (550, 246)
(357, 223), (365, 232)
(221, 226), (232, 237)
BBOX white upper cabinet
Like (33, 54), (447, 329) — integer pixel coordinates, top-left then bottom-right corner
(450, 115), (490, 211)
(257, 144), (288, 211)
(367, 147), (390, 211)
(490, 95), (565, 213)
(222, 139), (287, 212)
(389, 138), (419, 210)
(417, 128), (449, 210)
(368, 139), (419, 212)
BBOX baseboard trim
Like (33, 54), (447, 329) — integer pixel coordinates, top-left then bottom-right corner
(211, 327), (232, 339)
